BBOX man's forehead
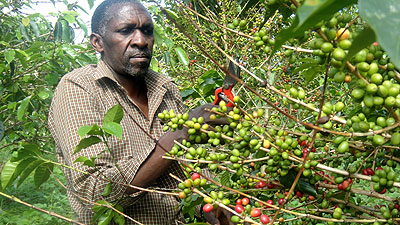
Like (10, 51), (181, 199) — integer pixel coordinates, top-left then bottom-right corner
(107, 2), (151, 20)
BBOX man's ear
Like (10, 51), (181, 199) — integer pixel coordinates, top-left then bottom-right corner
(90, 33), (104, 54)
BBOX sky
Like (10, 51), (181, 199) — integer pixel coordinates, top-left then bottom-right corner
(22, 0), (102, 43)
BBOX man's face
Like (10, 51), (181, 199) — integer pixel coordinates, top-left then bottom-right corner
(101, 3), (154, 78)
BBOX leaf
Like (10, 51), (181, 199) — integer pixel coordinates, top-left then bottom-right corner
(150, 58), (159, 72)
(1, 161), (19, 190)
(343, 27), (376, 63)
(5, 49), (15, 64)
(198, 69), (220, 82)
(22, 17), (30, 26)
(97, 209), (113, 225)
(112, 211), (125, 225)
(21, 143), (41, 157)
(174, 47), (189, 68)
(54, 21), (63, 42)
(17, 159), (43, 187)
(302, 65), (323, 84)
(101, 183), (112, 197)
(61, 19), (72, 43)
(103, 104), (124, 124)
(74, 156), (95, 167)
(63, 14), (76, 23)
(34, 162), (53, 188)
(359, 0), (400, 69)
(103, 122), (123, 139)
(279, 169), (317, 196)
(17, 96), (31, 121)
(29, 20), (40, 38)
(164, 8), (179, 20)
(87, 0), (94, 9)
(74, 136), (102, 154)
(13, 157), (36, 181)
(292, 61), (318, 74)
(180, 88), (195, 99)
(76, 17), (88, 36)
(0, 120), (4, 141)
(275, 0), (357, 51)
(38, 90), (50, 100)
(78, 124), (103, 138)
(77, 125), (94, 138)
(19, 23), (31, 42)
(220, 171), (230, 187)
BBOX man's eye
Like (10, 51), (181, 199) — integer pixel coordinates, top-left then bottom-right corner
(118, 28), (131, 34)
(143, 28), (153, 35)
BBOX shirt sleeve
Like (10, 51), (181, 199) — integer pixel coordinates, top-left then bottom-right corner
(49, 76), (141, 209)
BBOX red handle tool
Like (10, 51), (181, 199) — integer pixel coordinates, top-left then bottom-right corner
(213, 60), (240, 107)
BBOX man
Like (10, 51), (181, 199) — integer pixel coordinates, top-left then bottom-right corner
(48, 0), (231, 224)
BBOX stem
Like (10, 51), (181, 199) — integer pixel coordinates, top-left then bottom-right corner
(0, 191), (85, 225)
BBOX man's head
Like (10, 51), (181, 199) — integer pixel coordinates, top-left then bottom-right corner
(90, 0), (154, 78)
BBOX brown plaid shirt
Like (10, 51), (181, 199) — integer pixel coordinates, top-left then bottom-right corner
(48, 60), (187, 224)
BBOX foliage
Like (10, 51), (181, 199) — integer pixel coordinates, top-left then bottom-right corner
(1, 0), (400, 224)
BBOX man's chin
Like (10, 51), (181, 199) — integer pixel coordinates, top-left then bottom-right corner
(125, 65), (149, 78)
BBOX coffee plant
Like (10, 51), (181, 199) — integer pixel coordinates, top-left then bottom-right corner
(1, 0), (400, 224)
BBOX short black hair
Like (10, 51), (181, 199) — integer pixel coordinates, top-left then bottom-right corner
(91, 0), (143, 37)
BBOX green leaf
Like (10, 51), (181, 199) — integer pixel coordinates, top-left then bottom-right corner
(180, 88), (195, 99)
(5, 49), (15, 64)
(164, 8), (179, 20)
(61, 19), (72, 43)
(76, 18), (88, 36)
(54, 21), (63, 42)
(34, 162), (53, 188)
(101, 183), (112, 197)
(74, 156), (95, 167)
(74, 136), (102, 154)
(279, 169), (317, 196)
(103, 104), (124, 124)
(1, 161), (19, 190)
(13, 157), (36, 181)
(343, 27), (376, 63)
(38, 90), (50, 100)
(17, 96), (31, 121)
(292, 61), (318, 74)
(17, 159), (43, 187)
(0, 120), (4, 141)
(93, 200), (108, 212)
(150, 58), (159, 72)
(275, 0), (357, 51)
(153, 23), (166, 46)
(220, 171), (230, 187)
(359, 0), (400, 69)
(174, 47), (189, 68)
(77, 125), (94, 138)
(103, 122), (123, 139)
(63, 14), (76, 23)
(112, 211), (125, 225)
(19, 23), (31, 42)
(87, 0), (94, 9)
(198, 69), (220, 82)
(97, 209), (113, 225)
(80, 124), (103, 137)
(21, 143), (41, 157)
(29, 20), (40, 38)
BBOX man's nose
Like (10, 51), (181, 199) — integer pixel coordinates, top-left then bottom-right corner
(129, 30), (147, 48)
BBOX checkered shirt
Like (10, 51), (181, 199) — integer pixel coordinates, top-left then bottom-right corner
(48, 60), (187, 224)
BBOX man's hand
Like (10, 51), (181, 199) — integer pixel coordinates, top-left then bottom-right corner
(188, 103), (230, 126)
(203, 207), (235, 225)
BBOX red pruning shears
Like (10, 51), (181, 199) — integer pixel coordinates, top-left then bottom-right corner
(213, 60), (241, 107)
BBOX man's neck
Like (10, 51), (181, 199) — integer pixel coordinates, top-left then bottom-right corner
(114, 73), (149, 119)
